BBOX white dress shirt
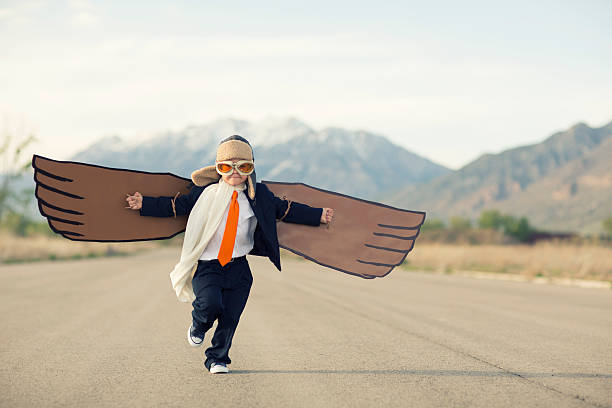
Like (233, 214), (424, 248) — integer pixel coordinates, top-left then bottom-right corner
(199, 189), (257, 260)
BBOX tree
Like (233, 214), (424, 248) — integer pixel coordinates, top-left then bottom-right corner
(502, 216), (534, 242)
(422, 218), (446, 231)
(603, 217), (612, 237)
(477, 209), (536, 242)
(1, 118), (37, 230)
(450, 216), (472, 231)
(478, 209), (505, 230)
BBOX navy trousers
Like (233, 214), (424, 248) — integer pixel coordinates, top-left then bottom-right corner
(191, 256), (253, 370)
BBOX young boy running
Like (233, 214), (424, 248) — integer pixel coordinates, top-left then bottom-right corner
(126, 135), (334, 374)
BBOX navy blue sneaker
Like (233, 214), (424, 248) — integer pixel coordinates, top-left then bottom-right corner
(209, 362), (229, 374)
(187, 323), (204, 347)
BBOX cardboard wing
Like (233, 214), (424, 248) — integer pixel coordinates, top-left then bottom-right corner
(264, 181), (425, 278)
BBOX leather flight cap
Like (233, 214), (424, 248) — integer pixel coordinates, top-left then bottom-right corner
(191, 136), (256, 200)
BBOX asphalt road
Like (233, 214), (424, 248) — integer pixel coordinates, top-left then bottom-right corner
(1, 248), (611, 408)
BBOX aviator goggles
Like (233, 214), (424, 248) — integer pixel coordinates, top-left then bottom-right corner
(215, 160), (255, 176)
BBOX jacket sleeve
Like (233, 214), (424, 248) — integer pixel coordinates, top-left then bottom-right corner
(139, 185), (201, 217)
(261, 183), (322, 226)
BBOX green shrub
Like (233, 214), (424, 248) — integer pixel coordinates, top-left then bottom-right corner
(450, 216), (472, 231)
(422, 218), (446, 231)
(0, 210), (54, 237)
(502, 215), (535, 242)
(478, 209), (536, 242)
(603, 217), (612, 237)
(478, 210), (505, 230)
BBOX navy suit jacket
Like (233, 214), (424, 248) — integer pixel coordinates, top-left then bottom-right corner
(139, 182), (323, 271)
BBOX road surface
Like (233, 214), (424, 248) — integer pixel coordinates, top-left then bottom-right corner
(1, 248), (611, 407)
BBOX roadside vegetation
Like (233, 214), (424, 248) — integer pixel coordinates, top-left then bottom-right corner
(403, 242), (612, 285)
(404, 210), (612, 285)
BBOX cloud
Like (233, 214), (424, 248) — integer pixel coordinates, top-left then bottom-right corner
(68, 0), (97, 26)
(0, 8), (16, 21)
(0, 0), (45, 24)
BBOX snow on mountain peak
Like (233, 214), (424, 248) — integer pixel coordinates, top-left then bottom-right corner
(246, 116), (315, 147)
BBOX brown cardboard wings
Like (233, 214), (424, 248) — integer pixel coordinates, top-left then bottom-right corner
(32, 154), (425, 279)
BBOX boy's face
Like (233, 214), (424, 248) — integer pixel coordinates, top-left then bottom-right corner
(221, 158), (249, 186)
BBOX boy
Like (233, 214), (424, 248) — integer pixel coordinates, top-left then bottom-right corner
(126, 135), (334, 374)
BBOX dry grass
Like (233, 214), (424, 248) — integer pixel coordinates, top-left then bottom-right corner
(0, 232), (160, 263)
(3, 233), (610, 285)
(403, 242), (612, 283)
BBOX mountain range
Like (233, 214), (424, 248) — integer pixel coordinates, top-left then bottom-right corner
(388, 120), (612, 233)
(72, 117), (450, 200)
(16, 116), (611, 234)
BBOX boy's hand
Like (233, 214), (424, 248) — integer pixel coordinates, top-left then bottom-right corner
(320, 207), (334, 224)
(125, 192), (143, 210)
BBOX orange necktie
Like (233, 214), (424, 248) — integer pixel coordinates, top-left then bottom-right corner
(218, 190), (239, 266)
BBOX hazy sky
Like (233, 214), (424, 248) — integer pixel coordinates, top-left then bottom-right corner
(1, 0), (611, 169)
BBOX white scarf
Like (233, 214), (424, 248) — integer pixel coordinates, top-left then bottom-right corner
(169, 178), (247, 302)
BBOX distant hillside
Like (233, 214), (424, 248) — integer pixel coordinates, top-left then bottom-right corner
(72, 117), (449, 200)
(389, 120), (612, 233)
